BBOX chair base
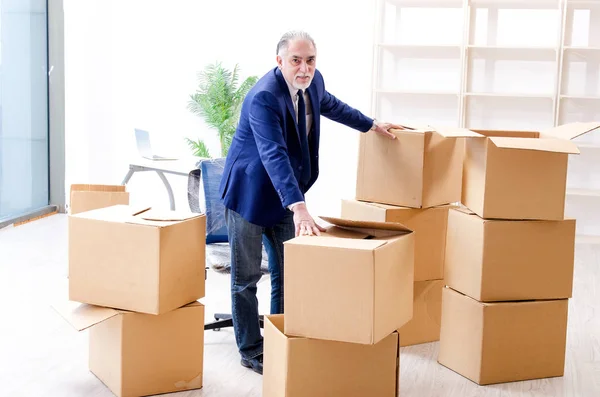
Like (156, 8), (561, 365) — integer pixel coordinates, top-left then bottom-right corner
(204, 313), (265, 331)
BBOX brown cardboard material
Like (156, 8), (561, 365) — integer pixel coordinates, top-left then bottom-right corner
(445, 208), (576, 301)
(69, 205), (206, 315)
(398, 279), (444, 347)
(356, 125), (479, 208)
(438, 287), (568, 385)
(263, 315), (400, 397)
(53, 300), (205, 397)
(70, 184), (130, 215)
(341, 199), (453, 281)
(463, 121), (600, 220)
(284, 216), (414, 345)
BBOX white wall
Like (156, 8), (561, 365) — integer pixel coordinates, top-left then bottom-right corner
(64, 0), (377, 217)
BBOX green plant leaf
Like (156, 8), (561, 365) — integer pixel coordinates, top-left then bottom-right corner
(185, 137), (211, 158)
(188, 61), (258, 157)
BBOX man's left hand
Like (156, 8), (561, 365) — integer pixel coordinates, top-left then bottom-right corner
(372, 122), (412, 139)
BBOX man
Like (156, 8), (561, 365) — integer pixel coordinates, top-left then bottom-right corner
(219, 30), (406, 374)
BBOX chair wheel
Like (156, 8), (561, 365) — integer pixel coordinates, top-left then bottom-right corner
(213, 328), (221, 332)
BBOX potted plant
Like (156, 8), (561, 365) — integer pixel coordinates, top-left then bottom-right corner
(186, 61), (258, 158)
(186, 62), (257, 243)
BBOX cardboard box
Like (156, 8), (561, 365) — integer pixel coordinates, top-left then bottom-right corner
(284, 216), (414, 345)
(356, 125), (480, 208)
(69, 205), (206, 315)
(445, 208), (576, 301)
(341, 199), (452, 281)
(263, 315), (400, 397)
(70, 184), (130, 215)
(463, 122), (600, 220)
(398, 279), (444, 347)
(438, 287), (568, 385)
(53, 300), (205, 397)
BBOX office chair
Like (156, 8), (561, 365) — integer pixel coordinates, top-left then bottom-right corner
(187, 158), (267, 331)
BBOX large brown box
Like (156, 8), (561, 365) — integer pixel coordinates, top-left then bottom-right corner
(438, 287), (568, 385)
(263, 315), (400, 397)
(69, 205), (206, 315)
(53, 300), (205, 397)
(445, 208), (576, 301)
(356, 125), (479, 208)
(341, 199), (453, 281)
(284, 216), (414, 345)
(398, 279), (444, 347)
(462, 122), (600, 220)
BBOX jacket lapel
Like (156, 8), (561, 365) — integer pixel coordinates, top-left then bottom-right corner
(274, 68), (300, 138)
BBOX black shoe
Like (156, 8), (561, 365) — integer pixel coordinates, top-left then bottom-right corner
(241, 354), (263, 375)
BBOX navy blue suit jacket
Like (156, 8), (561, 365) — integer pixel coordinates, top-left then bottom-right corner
(219, 67), (374, 227)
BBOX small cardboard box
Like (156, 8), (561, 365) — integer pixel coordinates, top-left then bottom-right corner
(263, 315), (400, 397)
(69, 205), (206, 315)
(70, 184), (130, 215)
(356, 125), (480, 208)
(398, 279), (444, 347)
(341, 199), (453, 281)
(445, 208), (576, 301)
(53, 300), (205, 397)
(284, 216), (414, 345)
(463, 121), (600, 220)
(438, 287), (568, 385)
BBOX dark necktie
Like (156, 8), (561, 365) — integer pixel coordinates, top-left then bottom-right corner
(297, 89), (311, 186)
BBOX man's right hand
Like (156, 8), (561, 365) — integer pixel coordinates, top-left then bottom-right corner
(291, 203), (325, 237)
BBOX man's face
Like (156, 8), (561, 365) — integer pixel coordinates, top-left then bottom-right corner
(276, 39), (316, 90)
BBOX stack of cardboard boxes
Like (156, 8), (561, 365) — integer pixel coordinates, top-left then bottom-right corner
(437, 122), (600, 385)
(263, 215), (414, 396)
(54, 185), (207, 397)
(261, 126), (477, 395)
(344, 126), (479, 347)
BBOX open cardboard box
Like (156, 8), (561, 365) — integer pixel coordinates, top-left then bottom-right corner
(356, 125), (480, 208)
(445, 207), (576, 302)
(69, 184), (130, 215)
(283, 216), (414, 345)
(463, 121), (600, 220)
(341, 199), (454, 281)
(53, 300), (205, 397)
(263, 315), (400, 397)
(69, 205), (206, 315)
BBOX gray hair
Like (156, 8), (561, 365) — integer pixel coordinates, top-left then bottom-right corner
(276, 30), (316, 55)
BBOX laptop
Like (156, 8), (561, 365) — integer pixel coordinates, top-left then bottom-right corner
(134, 128), (178, 160)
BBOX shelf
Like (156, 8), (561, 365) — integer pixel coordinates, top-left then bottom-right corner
(564, 46), (600, 53)
(378, 43), (462, 58)
(560, 95), (600, 100)
(467, 45), (558, 60)
(566, 1), (600, 8)
(566, 188), (600, 197)
(469, 0), (561, 9)
(465, 92), (554, 99)
(374, 89), (460, 96)
(386, 0), (463, 7)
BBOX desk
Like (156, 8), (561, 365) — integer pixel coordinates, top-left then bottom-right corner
(121, 157), (202, 210)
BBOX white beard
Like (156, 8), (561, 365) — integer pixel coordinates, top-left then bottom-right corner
(293, 75), (312, 90)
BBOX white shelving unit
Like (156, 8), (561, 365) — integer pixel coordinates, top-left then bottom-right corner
(371, 0), (600, 239)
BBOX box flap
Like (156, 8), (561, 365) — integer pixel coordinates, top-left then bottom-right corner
(489, 137), (580, 154)
(540, 121), (600, 141)
(70, 184), (126, 193)
(285, 235), (388, 250)
(139, 209), (200, 221)
(320, 216), (412, 234)
(431, 126), (484, 138)
(51, 300), (121, 331)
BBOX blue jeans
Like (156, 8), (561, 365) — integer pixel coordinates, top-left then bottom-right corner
(225, 208), (295, 360)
